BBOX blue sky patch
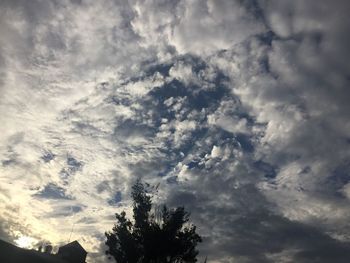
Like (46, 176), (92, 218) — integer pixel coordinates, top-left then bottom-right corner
(33, 183), (73, 200)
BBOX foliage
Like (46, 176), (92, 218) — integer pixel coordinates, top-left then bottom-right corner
(105, 180), (202, 263)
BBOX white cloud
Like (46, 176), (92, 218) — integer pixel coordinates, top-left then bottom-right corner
(1, 0), (350, 262)
(169, 0), (265, 55)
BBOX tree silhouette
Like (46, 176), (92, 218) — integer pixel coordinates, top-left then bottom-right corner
(105, 180), (202, 263)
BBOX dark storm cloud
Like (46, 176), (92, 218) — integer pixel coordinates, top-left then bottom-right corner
(167, 173), (350, 262)
(208, 209), (350, 263)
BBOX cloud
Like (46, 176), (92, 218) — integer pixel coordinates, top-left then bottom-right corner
(169, 0), (266, 55)
(1, 0), (350, 262)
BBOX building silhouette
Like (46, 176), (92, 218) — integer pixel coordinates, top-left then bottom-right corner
(57, 240), (87, 263)
(0, 239), (87, 263)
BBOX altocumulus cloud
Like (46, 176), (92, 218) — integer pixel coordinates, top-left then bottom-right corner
(1, 0), (350, 262)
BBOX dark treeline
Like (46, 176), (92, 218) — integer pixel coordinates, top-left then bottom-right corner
(105, 180), (202, 263)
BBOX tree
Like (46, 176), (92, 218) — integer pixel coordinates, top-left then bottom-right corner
(105, 180), (202, 263)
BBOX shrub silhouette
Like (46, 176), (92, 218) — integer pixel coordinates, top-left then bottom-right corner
(105, 180), (202, 263)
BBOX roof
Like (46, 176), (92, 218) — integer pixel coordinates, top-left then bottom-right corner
(59, 241), (87, 254)
(0, 239), (67, 263)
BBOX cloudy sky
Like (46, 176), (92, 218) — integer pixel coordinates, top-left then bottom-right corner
(1, 0), (350, 262)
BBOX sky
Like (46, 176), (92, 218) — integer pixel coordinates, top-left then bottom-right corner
(1, 0), (350, 262)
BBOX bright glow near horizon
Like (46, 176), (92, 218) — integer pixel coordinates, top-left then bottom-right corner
(15, 235), (37, 249)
